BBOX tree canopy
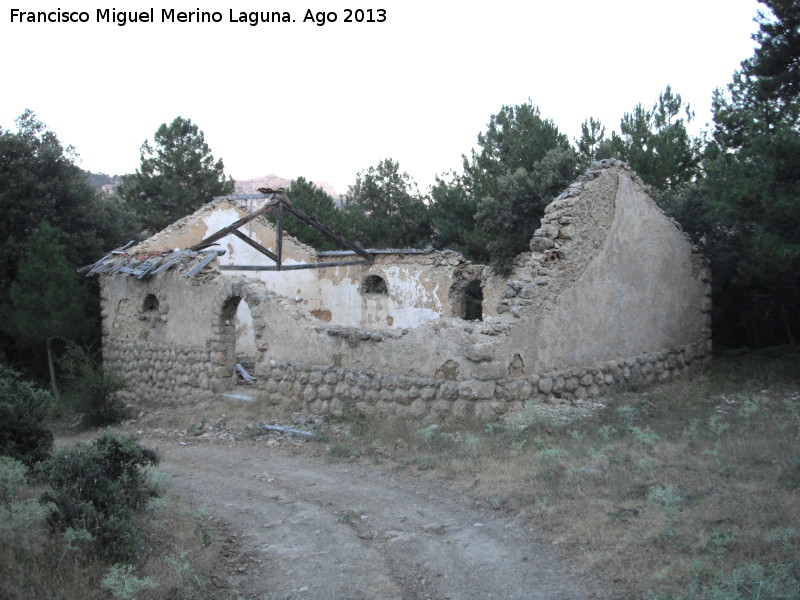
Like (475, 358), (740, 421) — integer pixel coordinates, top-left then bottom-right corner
(700, 0), (800, 346)
(582, 86), (701, 191)
(431, 101), (579, 271)
(0, 111), (135, 369)
(11, 222), (88, 397)
(117, 116), (234, 232)
(462, 101), (572, 202)
(340, 158), (433, 249)
(285, 177), (344, 250)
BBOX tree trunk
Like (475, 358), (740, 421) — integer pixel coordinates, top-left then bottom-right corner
(46, 337), (60, 400)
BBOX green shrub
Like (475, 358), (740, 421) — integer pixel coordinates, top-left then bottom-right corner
(0, 456), (27, 506)
(0, 366), (53, 466)
(59, 343), (128, 426)
(102, 563), (157, 600)
(0, 456), (50, 551)
(38, 434), (160, 562)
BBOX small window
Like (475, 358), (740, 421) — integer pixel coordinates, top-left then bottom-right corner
(463, 280), (483, 321)
(143, 294), (160, 312)
(361, 275), (388, 294)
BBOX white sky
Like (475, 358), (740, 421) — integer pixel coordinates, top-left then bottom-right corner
(1, 1), (762, 194)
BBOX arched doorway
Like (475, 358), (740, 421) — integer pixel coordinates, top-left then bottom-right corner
(220, 295), (257, 382)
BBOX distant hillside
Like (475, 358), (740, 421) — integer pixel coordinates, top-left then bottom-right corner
(84, 171), (122, 195)
(235, 174), (340, 201)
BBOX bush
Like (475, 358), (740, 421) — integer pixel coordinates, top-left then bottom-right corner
(38, 434), (160, 562)
(59, 342), (128, 426)
(0, 366), (54, 466)
(0, 456), (49, 552)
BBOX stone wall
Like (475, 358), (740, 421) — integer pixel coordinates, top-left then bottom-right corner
(242, 339), (711, 421)
(103, 339), (215, 405)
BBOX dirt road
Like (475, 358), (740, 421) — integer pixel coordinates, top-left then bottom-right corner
(152, 437), (588, 600)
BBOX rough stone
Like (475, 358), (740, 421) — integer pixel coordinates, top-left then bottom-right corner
(466, 343), (496, 363)
(458, 380), (496, 400)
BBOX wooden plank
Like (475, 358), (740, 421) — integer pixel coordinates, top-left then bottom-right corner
(183, 250), (223, 277)
(282, 202), (374, 261)
(318, 247), (434, 256)
(235, 363), (257, 382)
(275, 201), (283, 271)
(259, 424), (316, 438)
(219, 259), (371, 271)
(137, 256), (164, 279)
(189, 198), (280, 251)
(231, 230), (279, 262)
(99, 256), (127, 275)
(78, 241), (135, 275)
(151, 249), (190, 275)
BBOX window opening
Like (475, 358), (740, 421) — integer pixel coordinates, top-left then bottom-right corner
(361, 274), (388, 294)
(464, 280), (483, 321)
(143, 294), (159, 312)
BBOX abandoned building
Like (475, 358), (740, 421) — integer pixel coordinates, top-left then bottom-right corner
(83, 159), (712, 421)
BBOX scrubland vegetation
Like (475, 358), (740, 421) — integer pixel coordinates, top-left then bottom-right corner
(1, 341), (798, 599)
(0, 367), (240, 600)
(324, 349), (800, 599)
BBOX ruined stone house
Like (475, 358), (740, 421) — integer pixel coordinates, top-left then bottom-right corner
(84, 159), (712, 421)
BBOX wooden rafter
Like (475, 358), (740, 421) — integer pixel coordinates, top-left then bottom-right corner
(189, 189), (374, 272)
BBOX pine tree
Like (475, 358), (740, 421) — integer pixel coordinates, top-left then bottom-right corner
(0, 111), (136, 364)
(118, 117), (234, 232)
(286, 177), (343, 250)
(11, 222), (88, 398)
(341, 159), (433, 249)
(686, 0), (800, 346)
(596, 86), (701, 191)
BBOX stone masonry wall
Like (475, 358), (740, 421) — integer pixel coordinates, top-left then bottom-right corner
(244, 340), (712, 421)
(104, 339), (215, 405)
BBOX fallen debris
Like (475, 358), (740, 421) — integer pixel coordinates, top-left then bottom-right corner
(259, 423), (317, 438)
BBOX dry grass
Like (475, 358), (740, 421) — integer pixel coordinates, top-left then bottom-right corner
(324, 348), (800, 599)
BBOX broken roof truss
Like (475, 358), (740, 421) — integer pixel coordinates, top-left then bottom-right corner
(79, 188), (376, 279)
(190, 188), (374, 272)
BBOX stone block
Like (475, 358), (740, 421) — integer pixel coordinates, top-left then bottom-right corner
(530, 236), (555, 252)
(473, 401), (497, 421)
(408, 400), (428, 419)
(458, 379), (496, 400)
(466, 343), (496, 362)
(440, 380), (460, 399)
(473, 361), (506, 380)
(364, 389), (379, 405)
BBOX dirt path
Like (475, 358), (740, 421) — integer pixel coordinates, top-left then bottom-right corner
(151, 437), (589, 600)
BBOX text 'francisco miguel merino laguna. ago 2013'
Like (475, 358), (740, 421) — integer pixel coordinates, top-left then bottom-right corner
(9, 8), (388, 27)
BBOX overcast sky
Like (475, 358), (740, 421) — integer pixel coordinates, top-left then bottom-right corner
(1, 1), (762, 193)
